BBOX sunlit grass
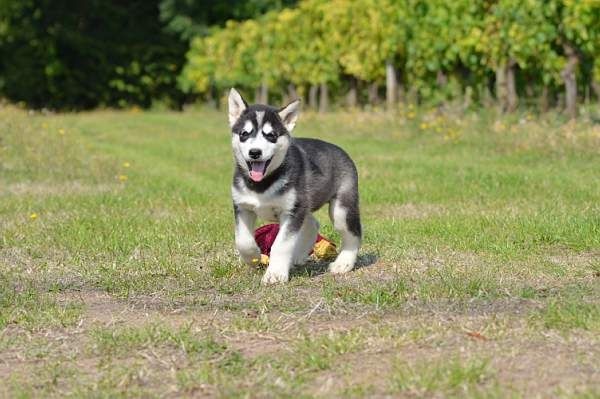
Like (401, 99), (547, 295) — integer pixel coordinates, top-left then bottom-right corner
(1, 105), (599, 397)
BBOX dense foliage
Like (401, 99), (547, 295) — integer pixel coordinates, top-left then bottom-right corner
(0, 0), (186, 109)
(0, 0), (295, 110)
(0, 0), (598, 114)
(181, 0), (600, 116)
(159, 0), (298, 40)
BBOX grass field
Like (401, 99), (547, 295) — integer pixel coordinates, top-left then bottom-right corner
(1, 104), (599, 398)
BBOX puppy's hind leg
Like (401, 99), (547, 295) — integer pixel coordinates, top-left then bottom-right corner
(328, 193), (362, 274)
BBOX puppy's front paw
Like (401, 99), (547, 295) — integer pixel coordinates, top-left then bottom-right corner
(237, 245), (261, 266)
(328, 256), (355, 274)
(261, 266), (289, 284)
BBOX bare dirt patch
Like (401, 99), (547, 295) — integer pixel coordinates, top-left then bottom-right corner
(2, 286), (598, 397)
(301, 310), (600, 397)
(546, 250), (600, 270)
(56, 291), (219, 330)
(488, 334), (600, 397)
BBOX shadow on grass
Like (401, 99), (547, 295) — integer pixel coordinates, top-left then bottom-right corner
(291, 252), (379, 278)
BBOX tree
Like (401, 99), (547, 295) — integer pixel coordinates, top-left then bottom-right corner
(324, 0), (409, 108)
(406, 0), (486, 104)
(178, 32), (217, 98)
(593, 60), (600, 102)
(477, 0), (560, 112)
(159, 0), (298, 40)
(550, 0), (600, 118)
(155, 0), (600, 114)
(260, 2), (343, 109)
(0, 0), (186, 109)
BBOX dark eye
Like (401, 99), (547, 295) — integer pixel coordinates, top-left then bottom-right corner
(263, 133), (277, 142)
(240, 130), (251, 138)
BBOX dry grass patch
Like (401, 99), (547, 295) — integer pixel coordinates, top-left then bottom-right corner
(0, 181), (117, 198)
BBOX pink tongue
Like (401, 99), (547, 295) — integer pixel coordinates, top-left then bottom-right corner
(249, 161), (266, 182)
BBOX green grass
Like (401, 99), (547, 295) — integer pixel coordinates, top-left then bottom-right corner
(390, 357), (495, 397)
(291, 330), (364, 371)
(531, 290), (600, 332)
(0, 273), (83, 331)
(1, 104), (599, 397)
(89, 323), (226, 356)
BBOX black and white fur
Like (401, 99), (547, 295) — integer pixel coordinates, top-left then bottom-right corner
(228, 88), (362, 284)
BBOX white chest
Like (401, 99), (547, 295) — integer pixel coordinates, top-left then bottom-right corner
(232, 180), (296, 222)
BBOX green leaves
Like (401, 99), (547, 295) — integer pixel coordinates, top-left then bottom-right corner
(179, 0), (600, 109)
(0, 0), (186, 110)
(328, 0), (408, 82)
(479, 0), (562, 84)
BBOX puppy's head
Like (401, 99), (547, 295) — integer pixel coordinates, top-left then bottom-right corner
(228, 88), (300, 182)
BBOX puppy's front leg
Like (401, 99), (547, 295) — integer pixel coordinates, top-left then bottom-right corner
(234, 205), (260, 265)
(262, 214), (302, 284)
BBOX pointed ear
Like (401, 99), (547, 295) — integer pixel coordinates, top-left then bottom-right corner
(228, 88), (247, 127)
(278, 99), (301, 132)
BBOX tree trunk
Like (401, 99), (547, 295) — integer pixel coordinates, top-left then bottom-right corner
(436, 70), (449, 108)
(346, 77), (358, 108)
(397, 80), (405, 105)
(436, 70), (448, 87)
(282, 84), (298, 104)
(259, 82), (269, 104)
(481, 78), (495, 108)
(207, 84), (217, 109)
(525, 81), (535, 98)
(254, 86), (261, 104)
(368, 83), (379, 105)
(407, 86), (419, 105)
(557, 92), (565, 109)
(506, 59), (518, 112)
(308, 85), (318, 110)
(591, 81), (600, 102)
(288, 84), (298, 100)
(319, 82), (329, 113)
(592, 81), (600, 115)
(463, 86), (473, 110)
(386, 59), (397, 110)
(561, 43), (579, 119)
(540, 85), (549, 113)
(496, 65), (508, 112)
(584, 84), (590, 105)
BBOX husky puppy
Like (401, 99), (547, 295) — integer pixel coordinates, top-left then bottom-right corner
(228, 88), (361, 284)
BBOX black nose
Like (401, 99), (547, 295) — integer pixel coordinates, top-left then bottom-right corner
(249, 149), (262, 159)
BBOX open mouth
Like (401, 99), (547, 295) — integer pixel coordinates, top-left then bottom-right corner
(247, 159), (271, 182)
